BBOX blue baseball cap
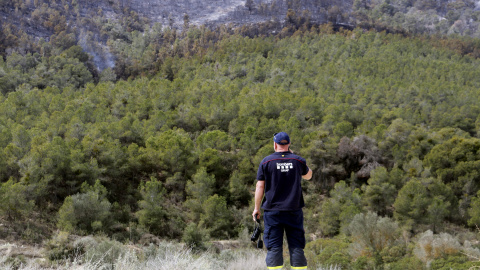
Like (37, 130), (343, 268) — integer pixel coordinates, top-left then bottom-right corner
(273, 132), (290, 145)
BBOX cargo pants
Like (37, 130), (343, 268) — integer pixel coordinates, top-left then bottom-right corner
(263, 210), (307, 269)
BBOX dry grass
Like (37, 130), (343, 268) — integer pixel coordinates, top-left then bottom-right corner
(0, 248), (342, 270)
(467, 225), (480, 270)
(316, 266), (342, 270)
(0, 240), (268, 270)
(0, 237), (344, 270)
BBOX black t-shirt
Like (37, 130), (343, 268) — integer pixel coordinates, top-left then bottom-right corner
(256, 151), (309, 211)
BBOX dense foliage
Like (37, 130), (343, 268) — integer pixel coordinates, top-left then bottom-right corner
(3, 1), (480, 268)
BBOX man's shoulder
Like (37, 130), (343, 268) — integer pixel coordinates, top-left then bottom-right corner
(287, 153), (307, 163)
(261, 153), (306, 164)
(260, 153), (277, 164)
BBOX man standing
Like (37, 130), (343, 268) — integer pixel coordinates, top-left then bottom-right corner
(252, 132), (313, 270)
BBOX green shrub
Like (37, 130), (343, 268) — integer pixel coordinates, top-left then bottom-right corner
(351, 256), (376, 270)
(386, 256), (426, 270)
(57, 180), (111, 234)
(136, 177), (169, 236)
(326, 251), (351, 269)
(393, 179), (429, 229)
(380, 245), (406, 263)
(83, 237), (126, 267)
(182, 222), (207, 250)
(45, 231), (82, 262)
(318, 181), (362, 236)
(317, 200), (341, 236)
(347, 211), (400, 261)
(429, 254), (477, 270)
(305, 238), (351, 269)
(467, 190), (480, 227)
(0, 178), (34, 221)
(200, 194), (234, 239)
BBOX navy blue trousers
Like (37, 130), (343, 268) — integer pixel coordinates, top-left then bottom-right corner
(263, 210), (307, 269)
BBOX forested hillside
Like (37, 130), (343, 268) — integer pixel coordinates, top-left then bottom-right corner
(2, 22), (480, 268)
(3, 0), (480, 267)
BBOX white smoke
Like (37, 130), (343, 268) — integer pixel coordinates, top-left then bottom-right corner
(77, 29), (115, 71)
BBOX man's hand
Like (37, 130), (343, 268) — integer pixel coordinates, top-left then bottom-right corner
(252, 209), (261, 221)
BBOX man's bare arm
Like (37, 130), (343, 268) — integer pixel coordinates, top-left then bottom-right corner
(252, 180), (265, 221)
(302, 168), (313, 180)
